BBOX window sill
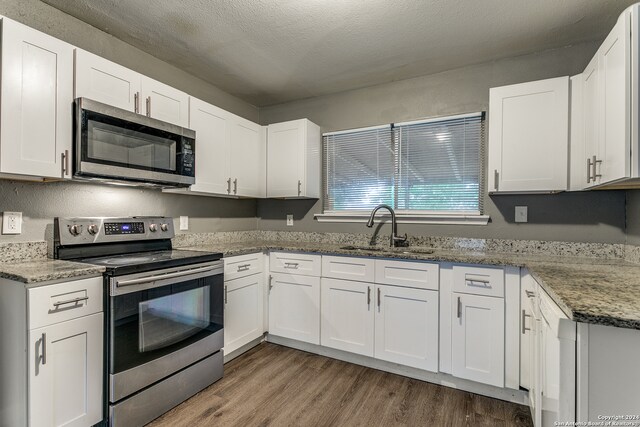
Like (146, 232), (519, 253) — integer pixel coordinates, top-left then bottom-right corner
(314, 213), (490, 226)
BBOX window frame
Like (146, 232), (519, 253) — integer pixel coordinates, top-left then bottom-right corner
(316, 112), (489, 225)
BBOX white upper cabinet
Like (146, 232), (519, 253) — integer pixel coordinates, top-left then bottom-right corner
(0, 18), (73, 180)
(267, 119), (321, 198)
(488, 76), (569, 193)
(167, 97), (265, 197)
(75, 49), (189, 127)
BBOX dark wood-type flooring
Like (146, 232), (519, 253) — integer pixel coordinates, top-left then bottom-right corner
(148, 342), (533, 427)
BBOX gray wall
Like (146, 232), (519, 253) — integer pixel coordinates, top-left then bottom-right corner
(258, 41), (628, 244)
(0, 0), (258, 243)
(625, 191), (640, 246)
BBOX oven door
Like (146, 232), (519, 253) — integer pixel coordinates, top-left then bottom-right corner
(108, 261), (223, 403)
(75, 97), (195, 187)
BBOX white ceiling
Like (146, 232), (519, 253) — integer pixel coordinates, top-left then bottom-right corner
(42, 0), (636, 107)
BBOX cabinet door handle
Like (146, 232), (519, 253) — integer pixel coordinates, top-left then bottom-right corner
(39, 333), (47, 366)
(268, 275), (273, 291)
(592, 155), (602, 181)
(494, 170), (499, 191)
(586, 157), (592, 183)
(227, 178), (231, 194)
(525, 290), (535, 298)
(377, 287), (381, 310)
(224, 285), (228, 304)
(233, 178), (238, 195)
(457, 296), (462, 319)
(62, 150), (70, 176)
(367, 286), (371, 309)
(134, 92), (139, 114)
(146, 96), (151, 117)
(522, 309), (532, 334)
(297, 180), (302, 196)
(52, 296), (89, 308)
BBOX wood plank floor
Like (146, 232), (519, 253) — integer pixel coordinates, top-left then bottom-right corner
(149, 343), (533, 427)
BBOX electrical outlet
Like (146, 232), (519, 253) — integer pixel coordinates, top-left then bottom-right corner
(2, 212), (22, 234)
(286, 214), (294, 226)
(179, 216), (189, 231)
(515, 206), (528, 223)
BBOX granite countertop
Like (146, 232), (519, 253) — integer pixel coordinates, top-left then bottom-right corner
(180, 240), (640, 330)
(0, 259), (105, 285)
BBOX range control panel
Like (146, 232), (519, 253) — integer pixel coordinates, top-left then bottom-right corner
(104, 222), (145, 235)
(55, 217), (174, 246)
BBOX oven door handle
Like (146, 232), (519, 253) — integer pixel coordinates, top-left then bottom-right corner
(115, 265), (221, 288)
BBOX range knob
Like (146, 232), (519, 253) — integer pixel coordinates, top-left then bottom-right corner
(68, 224), (83, 236)
(149, 224), (158, 232)
(160, 223), (169, 232)
(87, 224), (99, 235)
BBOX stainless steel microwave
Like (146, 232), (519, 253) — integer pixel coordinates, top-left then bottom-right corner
(74, 97), (196, 187)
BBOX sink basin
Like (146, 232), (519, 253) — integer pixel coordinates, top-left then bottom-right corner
(339, 245), (386, 252)
(339, 245), (435, 255)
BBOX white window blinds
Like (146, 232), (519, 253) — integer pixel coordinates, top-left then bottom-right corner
(323, 113), (484, 214)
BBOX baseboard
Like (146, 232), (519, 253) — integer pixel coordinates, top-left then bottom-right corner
(266, 334), (528, 406)
(223, 335), (266, 364)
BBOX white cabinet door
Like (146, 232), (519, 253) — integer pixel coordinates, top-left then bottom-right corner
(488, 77), (569, 193)
(74, 49), (140, 112)
(229, 116), (265, 197)
(268, 273), (320, 344)
(188, 97), (231, 194)
(451, 293), (504, 387)
(0, 18), (73, 179)
(569, 74), (587, 190)
(267, 120), (304, 197)
(582, 55), (601, 188)
(374, 285), (438, 372)
(320, 278), (374, 356)
(29, 313), (103, 427)
(141, 76), (189, 127)
(224, 274), (264, 355)
(599, 10), (631, 185)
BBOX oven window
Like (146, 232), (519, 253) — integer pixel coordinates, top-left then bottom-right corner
(110, 274), (223, 374)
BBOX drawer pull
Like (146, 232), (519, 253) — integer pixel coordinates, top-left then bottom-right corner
(465, 275), (491, 287)
(237, 264), (251, 272)
(284, 262), (299, 269)
(52, 296), (89, 309)
(525, 290), (535, 298)
(522, 309), (532, 334)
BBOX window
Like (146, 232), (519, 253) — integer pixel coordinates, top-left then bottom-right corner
(319, 112), (487, 224)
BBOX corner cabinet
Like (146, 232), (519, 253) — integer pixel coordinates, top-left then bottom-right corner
(75, 49), (189, 127)
(0, 17), (74, 180)
(0, 276), (104, 427)
(488, 77), (570, 193)
(267, 119), (321, 198)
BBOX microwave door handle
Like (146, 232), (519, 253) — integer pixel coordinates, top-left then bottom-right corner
(115, 265), (220, 287)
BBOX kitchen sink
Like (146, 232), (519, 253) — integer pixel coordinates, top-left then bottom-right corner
(339, 245), (435, 255)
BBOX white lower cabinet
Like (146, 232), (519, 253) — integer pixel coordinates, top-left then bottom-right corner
(321, 278), (374, 356)
(224, 273), (264, 355)
(268, 273), (320, 344)
(29, 312), (103, 427)
(451, 292), (505, 387)
(374, 285), (438, 372)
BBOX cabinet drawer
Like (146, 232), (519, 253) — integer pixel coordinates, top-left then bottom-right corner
(28, 277), (103, 329)
(375, 259), (439, 290)
(452, 265), (504, 298)
(224, 252), (263, 280)
(270, 252), (321, 277)
(322, 256), (375, 282)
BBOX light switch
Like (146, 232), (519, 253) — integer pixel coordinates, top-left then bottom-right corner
(179, 216), (189, 231)
(515, 206), (528, 223)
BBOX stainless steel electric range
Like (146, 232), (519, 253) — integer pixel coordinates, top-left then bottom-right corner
(54, 217), (224, 427)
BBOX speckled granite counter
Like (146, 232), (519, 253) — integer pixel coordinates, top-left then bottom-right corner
(0, 259), (105, 285)
(180, 241), (640, 330)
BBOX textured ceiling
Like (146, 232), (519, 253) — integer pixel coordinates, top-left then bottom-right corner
(42, 0), (636, 106)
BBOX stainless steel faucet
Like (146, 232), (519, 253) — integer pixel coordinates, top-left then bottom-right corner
(366, 204), (408, 247)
